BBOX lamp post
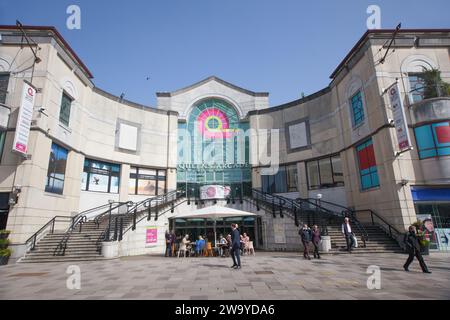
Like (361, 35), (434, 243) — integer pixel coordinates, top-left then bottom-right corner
(106, 199), (114, 241)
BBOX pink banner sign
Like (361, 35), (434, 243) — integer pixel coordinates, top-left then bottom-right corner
(146, 227), (157, 244)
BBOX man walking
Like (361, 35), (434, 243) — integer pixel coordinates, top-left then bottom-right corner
(165, 230), (172, 257)
(403, 226), (431, 274)
(230, 223), (241, 269)
(299, 224), (312, 260)
(341, 217), (355, 253)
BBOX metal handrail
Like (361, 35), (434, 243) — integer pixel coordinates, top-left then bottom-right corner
(354, 209), (402, 240)
(296, 197), (369, 245)
(99, 189), (186, 244)
(25, 216), (73, 251)
(250, 189), (330, 236)
(53, 201), (130, 256)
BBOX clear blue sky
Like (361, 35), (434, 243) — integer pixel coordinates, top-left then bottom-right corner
(1, 0), (449, 107)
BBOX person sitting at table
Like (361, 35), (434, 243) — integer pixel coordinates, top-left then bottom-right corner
(178, 234), (190, 258)
(218, 234), (227, 257)
(195, 235), (206, 257)
(242, 233), (250, 255)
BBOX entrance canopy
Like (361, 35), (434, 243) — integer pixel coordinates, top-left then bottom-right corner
(173, 205), (256, 247)
(173, 205), (256, 219)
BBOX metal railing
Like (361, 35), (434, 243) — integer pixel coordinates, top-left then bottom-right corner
(25, 216), (72, 252)
(53, 201), (131, 256)
(353, 209), (402, 242)
(250, 189), (331, 237)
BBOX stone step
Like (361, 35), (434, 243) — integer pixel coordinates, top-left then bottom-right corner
(20, 256), (105, 263)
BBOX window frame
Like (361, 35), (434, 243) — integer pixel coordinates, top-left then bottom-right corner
(45, 143), (69, 195)
(349, 90), (365, 128)
(414, 121), (450, 159)
(306, 155), (344, 190)
(129, 166), (167, 196)
(0, 73), (10, 105)
(82, 159), (121, 194)
(59, 91), (73, 127)
(356, 138), (380, 191)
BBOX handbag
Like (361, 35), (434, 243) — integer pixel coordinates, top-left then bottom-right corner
(352, 234), (358, 248)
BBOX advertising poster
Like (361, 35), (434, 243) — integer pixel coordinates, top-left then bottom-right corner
(145, 226), (158, 245)
(12, 81), (36, 155)
(200, 185), (231, 199)
(435, 229), (450, 251)
(387, 82), (412, 152)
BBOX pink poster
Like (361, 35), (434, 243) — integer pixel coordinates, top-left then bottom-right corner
(146, 227), (157, 244)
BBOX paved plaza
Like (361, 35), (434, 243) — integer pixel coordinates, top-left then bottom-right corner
(0, 252), (449, 300)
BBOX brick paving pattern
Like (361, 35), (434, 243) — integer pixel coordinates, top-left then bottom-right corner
(0, 252), (449, 300)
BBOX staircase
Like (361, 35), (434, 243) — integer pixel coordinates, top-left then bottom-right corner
(327, 225), (403, 254)
(249, 189), (403, 254)
(20, 190), (185, 263)
(20, 221), (105, 263)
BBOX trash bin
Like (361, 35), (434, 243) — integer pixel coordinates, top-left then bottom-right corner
(320, 236), (331, 252)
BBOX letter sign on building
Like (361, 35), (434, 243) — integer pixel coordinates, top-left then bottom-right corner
(388, 83), (412, 152)
(13, 82), (36, 155)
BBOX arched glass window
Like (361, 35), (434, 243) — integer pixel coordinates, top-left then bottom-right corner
(177, 98), (251, 196)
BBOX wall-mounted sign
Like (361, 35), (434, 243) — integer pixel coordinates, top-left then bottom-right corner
(388, 82), (412, 152)
(199, 185), (231, 199)
(177, 163), (250, 170)
(273, 220), (286, 244)
(12, 82), (36, 155)
(146, 226), (158, 244)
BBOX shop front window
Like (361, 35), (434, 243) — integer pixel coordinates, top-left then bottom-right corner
(129, 167), (166, 196)
(81, 159), (120, 193)
(45, 143), (68, 195)
(306, 155), (344, 190)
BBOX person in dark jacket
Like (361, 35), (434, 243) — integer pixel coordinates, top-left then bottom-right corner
(230, 223), (241, 269)
(403, 226), (431, 273)
(299, 224), (312, 260)
(311, 225), (321, 259)
(165, 230), (172, 257)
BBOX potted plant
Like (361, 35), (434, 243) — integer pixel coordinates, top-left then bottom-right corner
(0, 230), (12, 265)
(0, 248), (12, 265)
(421, 69), (450, 99)
(0, 238), (9, 250)
(0, 230), (10, 240)
(412, 220), (431, 255)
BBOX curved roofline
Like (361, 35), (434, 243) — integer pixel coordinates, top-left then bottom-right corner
(93, 87), (177, 116)
(0, 25), (94, 79)
(156, 76), (269, 97)
(248, 87), (331, 115)
(330, 28), (450, 79)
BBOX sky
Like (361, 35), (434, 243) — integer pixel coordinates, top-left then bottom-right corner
(0, 0), (449, 107)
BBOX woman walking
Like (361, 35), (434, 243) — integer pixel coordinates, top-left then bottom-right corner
(311, 225), (321, 259)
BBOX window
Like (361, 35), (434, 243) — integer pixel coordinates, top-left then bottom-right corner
(59, 92), (73, 126)
(408, 73), (426, 103)
(286, 164), (298, 192)
(414, 122), (450, 159)
(350, 90), (365, 127)
(45, 143), (68, 194)
(261, 165), (297, 194)
(306, 155), (344, 190)
(0, 73), (10, 104)
(129, 167), (166, 196)
(82, 159), (120, 193)
(0, 131), (6, 163)
(356, 138), (379, 190)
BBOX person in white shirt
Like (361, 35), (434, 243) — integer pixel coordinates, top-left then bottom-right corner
(341, 217), (355, 253)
